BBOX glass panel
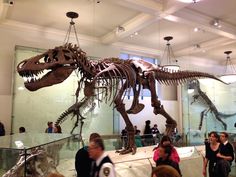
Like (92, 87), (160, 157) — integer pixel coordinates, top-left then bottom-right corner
(0, 133), (73, 149)
(0, 133), (79, 177)
(0, 133), (215, 177)
(119, 53), (129, 60)
(182, 79), (236, 145)
(12, 46), (116, 137)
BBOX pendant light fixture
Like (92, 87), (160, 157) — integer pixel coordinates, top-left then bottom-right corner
(220, 51), (236, 84)
(64, 11), (80, 46)
(161, 36), (180, 73)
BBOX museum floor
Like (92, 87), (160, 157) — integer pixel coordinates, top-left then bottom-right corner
(230, 166), (236, 177)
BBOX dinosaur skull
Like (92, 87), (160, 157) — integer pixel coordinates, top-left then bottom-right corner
(17, 44), (79, 91)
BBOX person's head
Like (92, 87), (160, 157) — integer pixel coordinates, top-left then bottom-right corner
(19, 127), (26, 133)
(158, 144), (172, 160)
(208, 131), (219, 143)
(134, 125), (137, 130)
(136, 130), (141, 135)
(47, 121), (53, 127)
(220, 132), (229, 143)
(55, 125), (62, 133)
(89, 133), (101, 142)
(160, 135), (172, 146)
(152, 165), (181, 177)
(88, 138), (105, 160)
(145, 120), (151, 125)
(154, 124), (157, 128)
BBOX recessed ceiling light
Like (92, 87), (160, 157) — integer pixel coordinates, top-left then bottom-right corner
(134, 32), (138, 35)
(211, 19), (222, 28)
(194, 27), (199, 32)
(130, 35), (134, 38)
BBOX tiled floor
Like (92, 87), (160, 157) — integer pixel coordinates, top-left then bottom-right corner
(230, 165), (236, 177)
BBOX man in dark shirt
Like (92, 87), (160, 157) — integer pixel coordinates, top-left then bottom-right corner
(151, 124), (160, 135)
(75, 133), (101, 177)
(216, 132), (234, 177)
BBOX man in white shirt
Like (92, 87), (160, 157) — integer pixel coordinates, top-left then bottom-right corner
(89, 138), (116, 177)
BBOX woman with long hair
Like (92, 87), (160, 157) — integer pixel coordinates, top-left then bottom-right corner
(202, 131), (220, 177)
(153, 135), (180, 164)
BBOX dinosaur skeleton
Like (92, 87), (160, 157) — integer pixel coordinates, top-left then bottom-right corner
(17, 43), (224, 154)
(2, 147), (58, 177)
(189, 79), (236, 130)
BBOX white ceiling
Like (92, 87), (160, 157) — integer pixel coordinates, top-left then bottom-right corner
(1, 0), (236, 63)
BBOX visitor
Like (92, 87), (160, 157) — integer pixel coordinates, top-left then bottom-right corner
(151, 124), (160, 135)
(151, 165), (181, 177)
(89, 137), (116, 177)
(152, 124), (160, 144)
(153, 135), (180, 164)
(155, 144), (181, 176)
(55, 125), (62, 133)
(202, 131), (221, 177)
(0, 121), (5, 136)
(135, 130), (143, 147)
(134, 125), (140, 135)
(121, 127), (128, 148)
(45, 121), (56, 133)
(144, 120), (153, 146)
(19, 127), (26, 133)
(75, 133), (101, 177)
(215, 132), (234, 177)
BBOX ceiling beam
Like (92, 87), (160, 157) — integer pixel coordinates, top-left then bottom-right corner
(101, 13), (157, 44)
(110, 0), (163, 15)
(175, 37), (236, 56)
(161, 0), (192, 16)
(165, 8), (236, 39)
(101, 0), (190, 44)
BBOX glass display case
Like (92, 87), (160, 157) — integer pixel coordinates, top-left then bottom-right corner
(182, 79), (236, 145)
(0, 133), (79, 177)
(2, 133), (234, 177)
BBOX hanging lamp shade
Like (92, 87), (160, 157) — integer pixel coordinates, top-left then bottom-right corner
(220, 51), (236, 84)
(64, 11), (80, 46)
(160, 36), (180, 73)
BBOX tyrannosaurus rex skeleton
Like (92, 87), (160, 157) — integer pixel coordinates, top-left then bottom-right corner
(17, 43), (224, 154)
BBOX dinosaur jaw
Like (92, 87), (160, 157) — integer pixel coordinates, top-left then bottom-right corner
(19, 66), (74, 91)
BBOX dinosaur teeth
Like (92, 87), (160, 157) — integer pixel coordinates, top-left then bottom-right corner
(22, 69), (51, 83)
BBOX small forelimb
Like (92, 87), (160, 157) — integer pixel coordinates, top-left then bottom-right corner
(191, 94), (199, 105)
